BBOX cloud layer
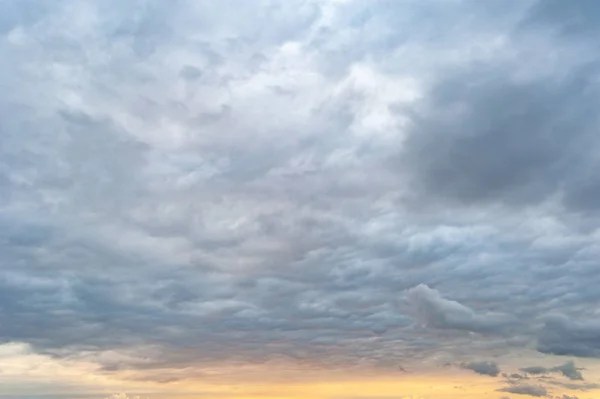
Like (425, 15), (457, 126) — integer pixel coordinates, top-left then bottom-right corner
(1, 0), (600, 395)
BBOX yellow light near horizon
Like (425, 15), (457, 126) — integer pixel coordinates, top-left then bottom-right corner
(170, 374), (500, 399)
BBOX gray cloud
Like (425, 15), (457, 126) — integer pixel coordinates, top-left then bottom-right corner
(497, 384), (548, 397)
(503, 373), (528, 380)
(551, 361), (584, 381)
(519, 366), (549, 375)
(538, 314), (600, 358)
(405, 284), (514, 334)
(1, 0), (600, 391)
(396, 1), (600, 215)
(544, 379), (600, 392)
(461, 360), (500, 377)
(522, 0), (600, 41)
(519, 361), (583, 380)
(399, 59), (600, 211)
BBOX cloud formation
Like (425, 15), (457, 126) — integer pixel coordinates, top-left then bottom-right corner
(2, 0), (600, 395)
(405, 284), (514, 334)
(461, 360), (501, 377)
(538, 314), (600, 358)
(497, 384), (548, 397)
(519, 361), (584, 381)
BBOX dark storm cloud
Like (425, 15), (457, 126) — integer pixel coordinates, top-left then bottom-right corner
(461, 360), (501, 377)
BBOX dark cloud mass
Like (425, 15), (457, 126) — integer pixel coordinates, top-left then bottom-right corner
(1, 0), (600, 388)
(400, 58), (600, 210)
(538, 314), (600, 358)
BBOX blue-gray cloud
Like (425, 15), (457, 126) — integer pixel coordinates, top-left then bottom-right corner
(519, 360), (584, 380)
(497, 384), (548, 397)
(538, 314), (600, 358)
(461, 360), (501, 377)
(1, 0), (600, 389)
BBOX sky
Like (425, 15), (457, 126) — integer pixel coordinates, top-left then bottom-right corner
(2, 0), (600, 398)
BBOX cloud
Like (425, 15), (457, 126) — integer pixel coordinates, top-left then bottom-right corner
(550, 361), (584, 380)
(497, 384), (548, 397)
(502, 373), (528, 380)
(519, 366), (548, 375)
(537, 314), (600, 358)
(521, 0), (600, 40)
(106, 396), (147, 399)
(398, 58), (600, 211)
(461, 360), (500, 377)
(2, 0), (600, 393)
(405, 284), (514, 334)
(544, 379), (600, 392)
(519, 361), (583, 380)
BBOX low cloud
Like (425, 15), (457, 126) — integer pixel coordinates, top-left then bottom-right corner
(107, 396), (148, 399)
(502, 372), (528, 380)
(497, 384), (548, 397)
(545, 379), (600, 391)
(461, 360), (500, 377)
(519, 360), (583, 380)
(519, 366), (548, 375)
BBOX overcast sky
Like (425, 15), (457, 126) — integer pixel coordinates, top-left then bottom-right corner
(2, 1), (600, 398)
